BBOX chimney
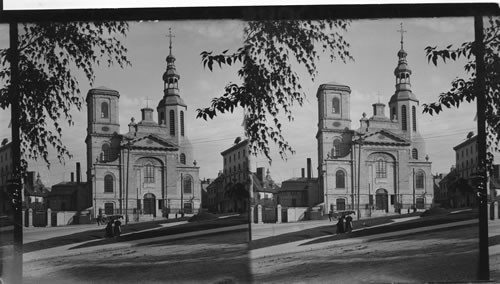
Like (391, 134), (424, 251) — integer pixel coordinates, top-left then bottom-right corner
(307, 158), (312, 179)
(257, 167), (265, 182)
(76, 162), (81, 184)
(301, 168), (305, 178)
(71, 172), (74, 183)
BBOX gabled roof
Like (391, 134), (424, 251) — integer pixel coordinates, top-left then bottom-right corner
(24, 176), (50, 197)
(356, 129), (410, 146)
(122, 134), (178, 151)
(252, 173), (280, 194)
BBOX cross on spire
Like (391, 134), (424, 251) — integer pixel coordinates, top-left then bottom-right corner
(397, 22), (407, 49)
(166, 27), (175, 55)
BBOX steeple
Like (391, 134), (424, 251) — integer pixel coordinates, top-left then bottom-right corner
(389, 23), (418, 104)
(162, 28), (181, 95)
(394, 23), (412, 92)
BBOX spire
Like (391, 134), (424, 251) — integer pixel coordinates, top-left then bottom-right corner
(162, 28), (180, 94)
(394, 22), (412, 92)
(398, 22), (406, 51)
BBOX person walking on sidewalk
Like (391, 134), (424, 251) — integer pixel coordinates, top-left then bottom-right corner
(328, 210), (333, 222)
(114, 218), (122, 240)
(336, 215), (345, 234)
(345, 214), (353, 233)
(105, 221), (114, 238)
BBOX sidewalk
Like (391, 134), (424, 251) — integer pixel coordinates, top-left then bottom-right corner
(24, 224), (248, 262)
(250, 219), (480, 259)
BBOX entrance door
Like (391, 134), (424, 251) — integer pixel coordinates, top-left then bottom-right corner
(375, 189), (388, 212)
(143, 193), (156, 217)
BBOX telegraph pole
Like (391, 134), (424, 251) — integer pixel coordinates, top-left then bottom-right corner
(474, 14), (489, 281)
(8, 21), (22, 284)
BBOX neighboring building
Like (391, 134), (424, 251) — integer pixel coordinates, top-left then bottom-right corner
(206, 173), (224, 213)
(86, 37), (200, 220)
(0, 139), (12, 216)
(453, 132), (479, 179)
(220, 138), (249, 213)
(279, 162), (319, 208)
(47, 163), (89, 211)
(432, 173), (446, 207)
(23, 172), (50, 209)
(253, 167), (280, 202)
(317, 28), (432, 218)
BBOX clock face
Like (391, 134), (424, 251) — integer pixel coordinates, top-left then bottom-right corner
(102, 126), (110, 132)
(333, 121), (341, 127)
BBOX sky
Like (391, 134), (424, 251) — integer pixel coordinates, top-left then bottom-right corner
(0, 16), (479, 187)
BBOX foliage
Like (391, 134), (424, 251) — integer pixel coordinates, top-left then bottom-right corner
(0, 22), (131, 171)
(198, 20), (353, 161)
(423, 16), (500, 170)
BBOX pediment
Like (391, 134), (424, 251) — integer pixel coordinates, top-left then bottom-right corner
(123, 134), (178, 150)
(361, 130), (409, 146)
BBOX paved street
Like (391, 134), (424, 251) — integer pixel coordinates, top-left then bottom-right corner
(13, 215), (500, 283)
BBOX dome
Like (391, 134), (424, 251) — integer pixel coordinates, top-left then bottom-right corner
(389, 90), (418, 103)
(394, 63), (412, 76)
(157, 95), (186, 108)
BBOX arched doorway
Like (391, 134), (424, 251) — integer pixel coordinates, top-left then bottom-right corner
(144, 193), (156, 217)
(375, 188), (388, 212)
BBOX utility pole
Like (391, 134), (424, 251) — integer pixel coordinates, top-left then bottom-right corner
(180, 173), (184, 218)
(413, 168), (416, 213)
(8, 21), (22, 284)
(474, 14), (489, 281)
(125, 140), (131, 224)
(357, 134), (362, 220)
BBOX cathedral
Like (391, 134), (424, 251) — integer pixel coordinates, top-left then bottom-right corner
(317, 26), (433, 218)
(85, 34), (200, 221)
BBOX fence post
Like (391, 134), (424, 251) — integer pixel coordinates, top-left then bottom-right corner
(276, 204), (282, 224)
(47, 208), (52, 227)
(257, 204), (263, 224)
(28, 208), (33, 228)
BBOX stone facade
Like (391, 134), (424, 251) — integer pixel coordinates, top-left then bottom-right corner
(317, 34), (433, 218)
(86, 41), (200, 221)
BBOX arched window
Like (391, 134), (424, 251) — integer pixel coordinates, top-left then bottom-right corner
(144, 163), (155, 183)
(416, 171), (425, 189)
(391, 107), (397, 120)
(169, 110), (175, 136)
(332, 139), (341, 157)
(180, 111), (185, 136)
(332, 97), (340, 114)
(376, 159), (387, 178)
(101, 101), (109, 118)
(412, 106), (417, 131)
(160, 112), (165, 125)
(180, 153), (186, 165)
(104, 174), (113, 193)
(401, 105), (407, 131)
(183, 175), (192, 194)
(102, 144), (111, 162)
(412, 148), (418, 160)
(336, 170), (345, 188)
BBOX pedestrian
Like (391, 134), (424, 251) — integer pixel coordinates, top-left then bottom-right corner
(345, 214), (353, 233)
(114, 218), (122, 240)
(105, 221), (114, 238)
(96, 214), (102, 226)
(336, 215), (345, 234)
(328, 210), (333, 222)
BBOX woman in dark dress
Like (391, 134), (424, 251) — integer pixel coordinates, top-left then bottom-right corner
(336, 215), (345, 234)
(114, 219), (122, 240)
(105, 221), (114, 238)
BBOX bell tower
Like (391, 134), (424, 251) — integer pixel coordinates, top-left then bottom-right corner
(156, 28), (193, 165)
(316, 82), (352, 163)
(388, 23), (426, 160)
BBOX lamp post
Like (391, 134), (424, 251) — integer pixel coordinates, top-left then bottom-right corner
(357, 134), (363, 220)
